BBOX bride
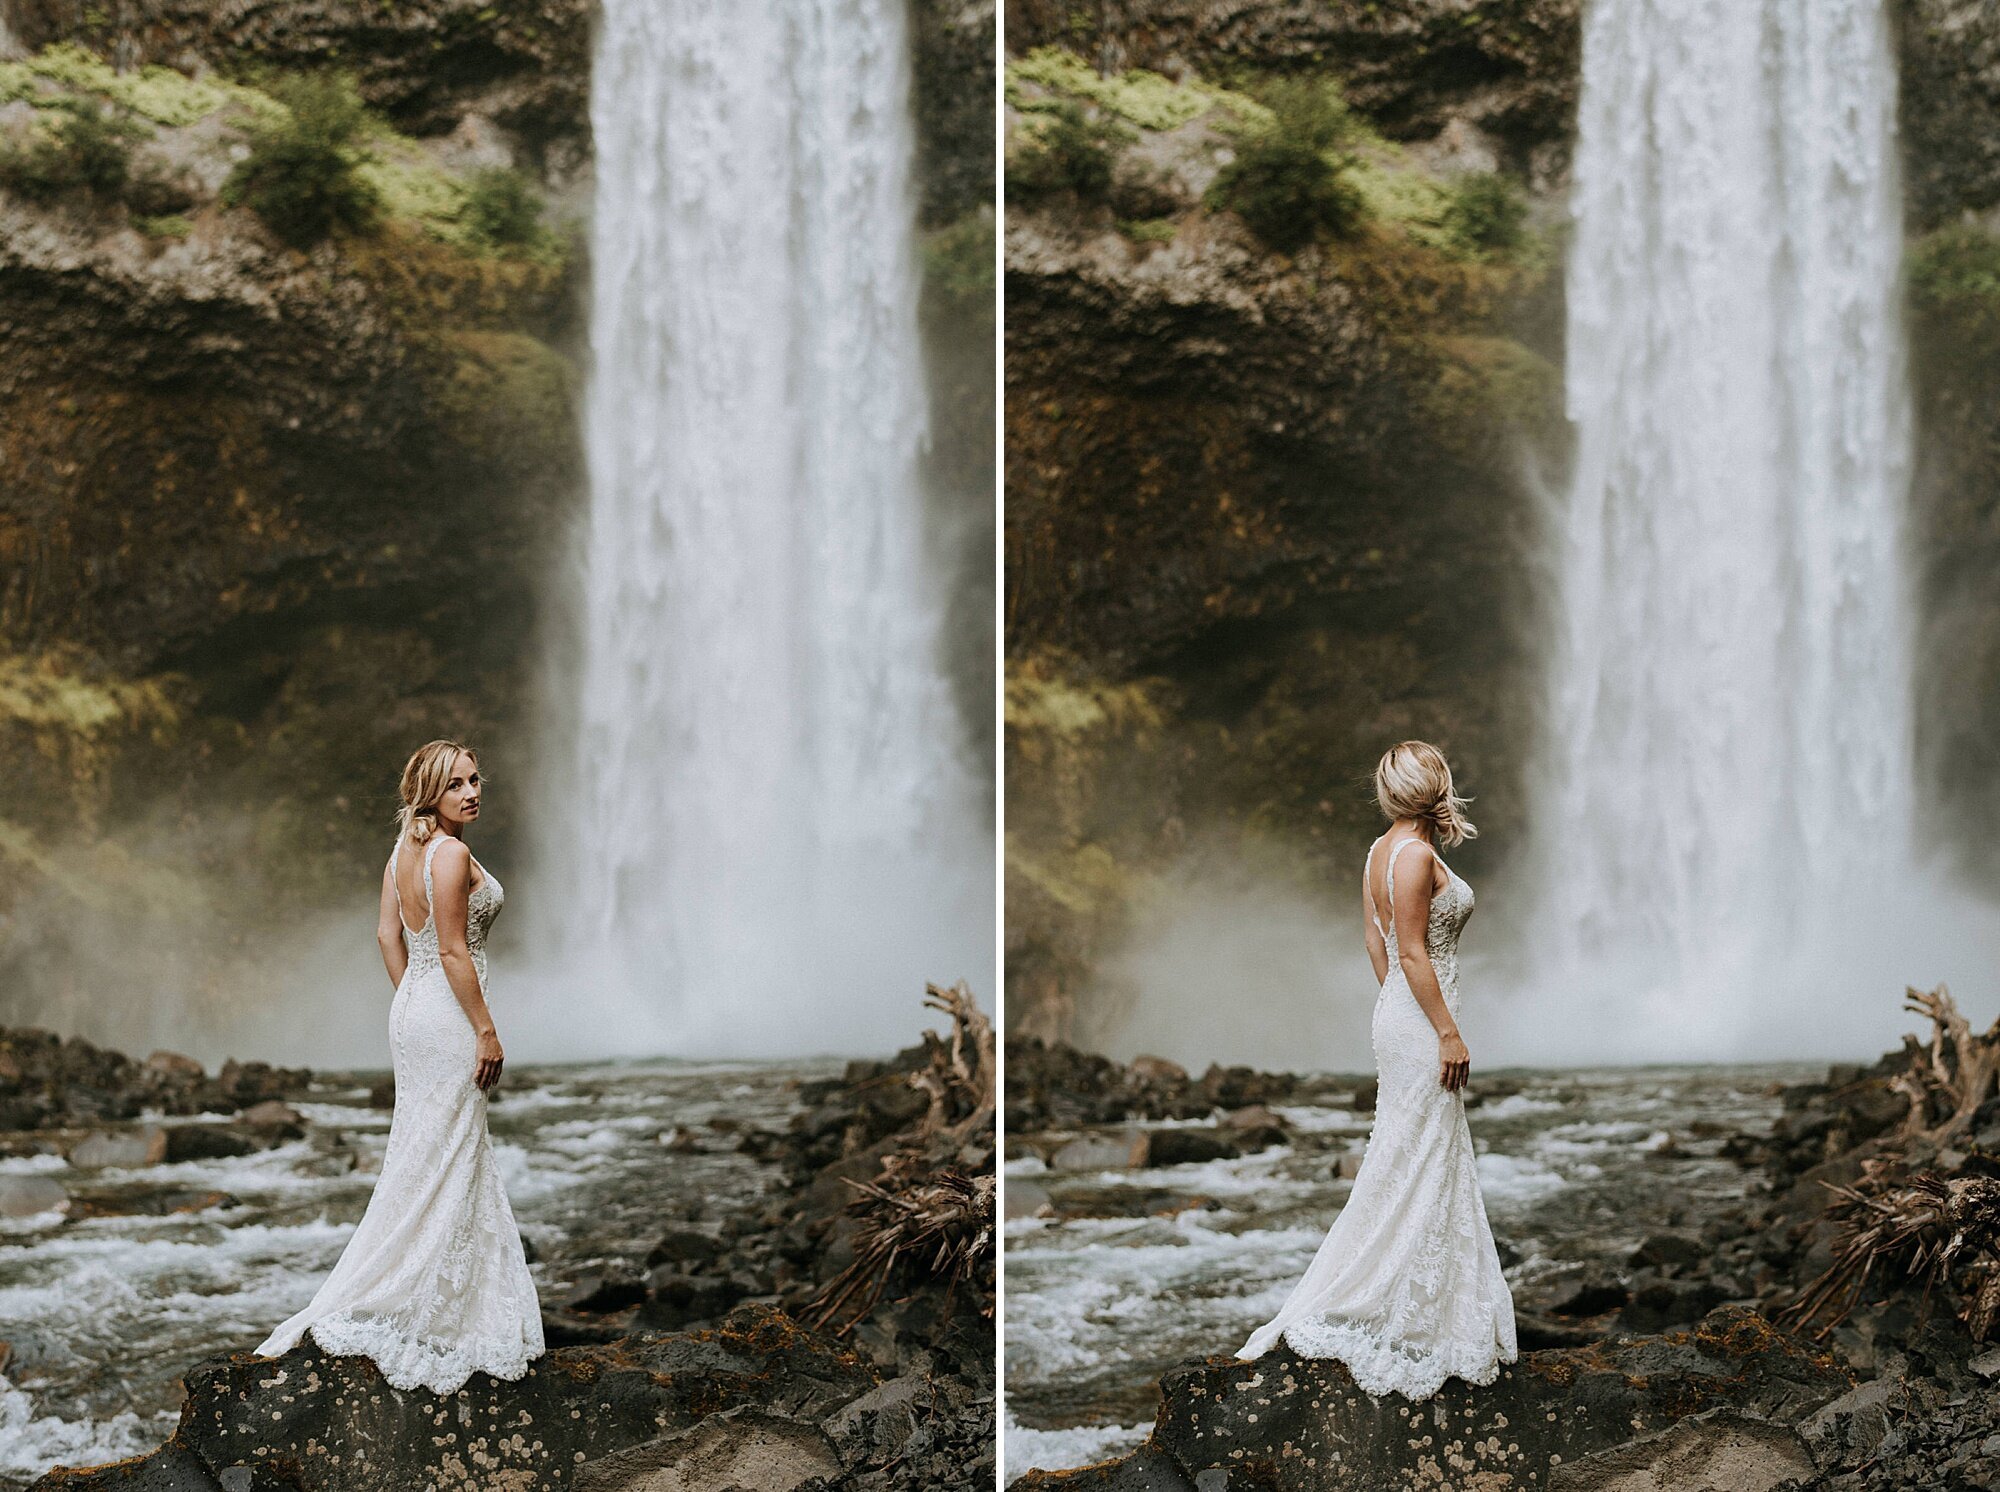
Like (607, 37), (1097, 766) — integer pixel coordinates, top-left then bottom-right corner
(255, 739), (545, 1391)
(1235, 740), (1517, 1398)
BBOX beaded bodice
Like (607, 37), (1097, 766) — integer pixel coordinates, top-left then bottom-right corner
(1371, 835), (1474, 1000)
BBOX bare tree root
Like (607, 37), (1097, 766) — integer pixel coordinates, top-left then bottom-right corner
(1889, 984), (2000, 1143)
(805, 982), (998, 1338)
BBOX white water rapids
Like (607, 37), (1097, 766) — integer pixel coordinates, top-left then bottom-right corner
(517, 0), (989, 1058)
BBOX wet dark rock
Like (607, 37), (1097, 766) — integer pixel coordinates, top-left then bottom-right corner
(1615, 1277), (1732, 1333)
(1014, 1308), (1848, 1492)
(565, 1264), (649, 1315)
(646, 1226), (726, 1268)
(637, 1269), (746, 1331)
(31, 1304), (876, 1492)
(1005, 1039), (1218, 1130)
(1134, 1128), (1239, 1168)
(1545, 1407), (1815, 1492)
(1628, 1230), (1708, 1271)
(0, 1030), (309, 1133)
(68, 1186), (237, 1220)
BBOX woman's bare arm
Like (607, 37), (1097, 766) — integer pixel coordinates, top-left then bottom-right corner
(377, 859), (409, 989)
(429, 838), (505, 1091)
(1389, 843), (1471, 1092)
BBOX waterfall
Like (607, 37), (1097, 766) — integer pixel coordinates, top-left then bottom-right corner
(1515, 0), (1930, 1059)
(519, 0), (988, 1057)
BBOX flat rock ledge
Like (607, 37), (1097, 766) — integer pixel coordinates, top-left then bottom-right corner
(30, 1304), (892, 1492)
(1012, 1306), (1851, 1492)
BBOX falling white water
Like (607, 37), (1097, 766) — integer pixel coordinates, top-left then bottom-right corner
(1505, 0), (1969, 1062)
(517, 0), (989, 1058)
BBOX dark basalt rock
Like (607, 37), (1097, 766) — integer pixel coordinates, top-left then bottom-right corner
(1011, 1307), (1850, 1492)
(31, 1304), (877, 1492)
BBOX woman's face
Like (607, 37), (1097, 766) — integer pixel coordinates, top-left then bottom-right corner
(436, 751), (482, 830)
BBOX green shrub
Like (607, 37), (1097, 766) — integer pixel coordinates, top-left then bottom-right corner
(922, 208), (996, 307)
(224, 72), (380, 248)
(1117, 216), (1176, 244)
(1442, 171), (1527, 257)
(1205, 78), (1365, 252)
(1007, 100), (1132, 206)
(460, 165), (544, 252)
(0, 99), (142, 202)
(134, 212), (193, 239)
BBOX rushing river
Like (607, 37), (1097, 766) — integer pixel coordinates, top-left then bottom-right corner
(1002, 1061), (1814, 1476)
(0, 1059), (831, 1486)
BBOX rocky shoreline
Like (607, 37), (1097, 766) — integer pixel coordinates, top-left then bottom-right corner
(7, 987), (997, 1492)
(1005, 988), (2000, 1491)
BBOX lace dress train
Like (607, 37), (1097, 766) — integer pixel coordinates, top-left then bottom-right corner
(1235, 836), (1517, 1400)
(255, 834), (545, 1392)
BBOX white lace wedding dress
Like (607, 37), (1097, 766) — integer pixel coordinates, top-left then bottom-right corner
(255, 833), (545, 1392)
(1236, 834), (1518, 1399)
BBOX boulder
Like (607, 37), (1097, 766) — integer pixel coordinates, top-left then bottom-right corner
(1627, 1232), (1707, 1271)
(145, 1052), (205, 1079)
(1052, 1133), (1144, 1171)
(1545, 1408), (1815, 1491)
(162, 1126), (259, 1163)
(1006, 1179), (1054, 1220)
(1795, 1376), (1903, 1469)
(1015, 1308), (1849, 1492)
(1133, 1130), (1239, 1168)
(68, 1125), (168, 1169)
(237, 1102), (303, 1128)
(32, 1305), (875, 1492)
(566, 1265), (650, 1315)
(646, 1228), (726, 1268)
(572, 1407), (841, 1492)
(0, 1173), (66, 1219)
(638, 1270), (746, 1330)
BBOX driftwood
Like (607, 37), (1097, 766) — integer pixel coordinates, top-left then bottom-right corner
(911, 980), (997, 1143)
(1783, 1162), (2000, 1344)
(1889, 984), (2000, 1143)
(805, 983), (998, 1337)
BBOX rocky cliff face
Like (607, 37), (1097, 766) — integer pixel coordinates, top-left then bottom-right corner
(1003, 18), (1567, 1042)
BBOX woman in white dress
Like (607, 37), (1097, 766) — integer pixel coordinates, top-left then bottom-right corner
(1236, 740), (1517, 1399)
(255, 739), (545, 1392)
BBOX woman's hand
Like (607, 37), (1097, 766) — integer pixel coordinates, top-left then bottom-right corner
(475, 1027), (505, 1092)
(1438, 1030), (1470, 1092)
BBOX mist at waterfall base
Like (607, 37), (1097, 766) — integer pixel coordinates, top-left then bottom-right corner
(1079, 0), (2000, 1076)
(501, 0), (991, 1062)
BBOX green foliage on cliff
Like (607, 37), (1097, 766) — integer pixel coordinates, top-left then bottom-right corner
(1441, 172), (1529, 257)
(1206, 79), (1366, 251)
(1008, 100), (1132, 205)
(1909, 224), (2000, 345)
(923, 208), (996, 309)
(461, 167), (545, 252)
(0, 98), (142, 202)
(224, 73), (381, 247)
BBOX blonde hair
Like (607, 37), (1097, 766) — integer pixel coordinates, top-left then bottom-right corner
(396, 739), (478, 846)
(1374, 740), (1477, 849)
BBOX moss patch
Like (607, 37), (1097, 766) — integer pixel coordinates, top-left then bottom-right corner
(1006, 45), (1264, 132)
